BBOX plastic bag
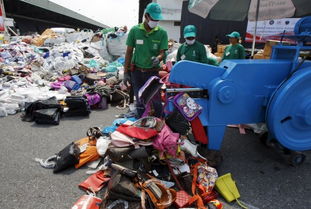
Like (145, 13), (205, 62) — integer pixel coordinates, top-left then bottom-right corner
(107, 33), (128, 56)
(96, 136), (111, 157)
(71, 193), (102, 209)
(89, 39), (112, 61)
(188, 0), (218, 18)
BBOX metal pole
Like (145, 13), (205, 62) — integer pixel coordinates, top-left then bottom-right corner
(251, 0), (260, 57)
(166, 88), (203, 93)
(7, 26), (17, 36)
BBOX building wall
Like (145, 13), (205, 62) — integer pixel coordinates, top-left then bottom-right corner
(154, 0), (183, 42)
(159, 21), (180, 42)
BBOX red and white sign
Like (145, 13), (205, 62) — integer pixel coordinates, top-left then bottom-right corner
(246, 18), (300, 43)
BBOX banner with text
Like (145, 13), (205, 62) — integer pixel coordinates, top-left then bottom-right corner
(246, 18), (300, 43)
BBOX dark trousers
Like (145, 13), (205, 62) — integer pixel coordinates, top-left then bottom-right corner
(131, 70), (162, 118)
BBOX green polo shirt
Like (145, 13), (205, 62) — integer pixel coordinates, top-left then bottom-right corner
(176, 41), (218, 66)
(222, 44), (245, 60)
(126, 24), (168, 69)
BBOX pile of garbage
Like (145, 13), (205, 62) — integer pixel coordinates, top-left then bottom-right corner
(0, 26), (129, 118)
(35, 112), (230, 209)
(32, 72), (246, 208)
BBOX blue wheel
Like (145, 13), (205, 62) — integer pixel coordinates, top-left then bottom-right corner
(267, 67), (311, 151)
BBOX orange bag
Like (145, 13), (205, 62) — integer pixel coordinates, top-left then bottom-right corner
(71, 193), (102, 209)
(75, 137), (100, 169)
(79, 170), (111, 192)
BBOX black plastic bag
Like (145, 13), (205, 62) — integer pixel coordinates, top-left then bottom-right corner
(53, 142), (80, 173)
(22, 97), (61, 122)
(34, 108), (60, 125)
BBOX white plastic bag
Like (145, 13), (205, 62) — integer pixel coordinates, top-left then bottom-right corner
(44, 36), (66, 46)
(66, 29), (94, 43)
(96, 136), (111, 157)
(188, 0), (219, 18)
(89, 39), (112, 61)
(107, 33), (128, 57)
(0, 107), (8, 117)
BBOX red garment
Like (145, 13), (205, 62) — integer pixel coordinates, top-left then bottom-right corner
(190, 117), (208, 144)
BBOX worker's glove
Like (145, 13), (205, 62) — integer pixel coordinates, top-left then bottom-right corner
(151, 56), (160, 67)
(123, 71), (131, 88)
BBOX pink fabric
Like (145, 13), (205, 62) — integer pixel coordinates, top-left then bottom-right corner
(111, 131), (153, 148)
(58, 75), (71, 82)
(84, 93), (101, 106)
(111, 131), (137, 148)
(153, 124), (179, 157)
(50, 81), (63, 89)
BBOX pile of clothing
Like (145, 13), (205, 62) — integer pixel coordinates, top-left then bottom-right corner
(0, 27), (130, 118)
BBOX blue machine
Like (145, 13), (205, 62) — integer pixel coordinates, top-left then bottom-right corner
(169, 17), (311, 163)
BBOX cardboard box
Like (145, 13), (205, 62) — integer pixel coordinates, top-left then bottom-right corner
(253, 54), (265, 59)
(263, 45), (272, 56)
(264, 55), (270, 59)
(253, 53), (270, 59)
(217, 44), (227, 53)
(214, 52), (223, 58)
(263, 40), (291, 56)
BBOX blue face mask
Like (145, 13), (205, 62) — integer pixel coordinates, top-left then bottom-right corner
(148, 20), (159, 28)
(186, 39), (195, 45)
(116, 31), (125, 37)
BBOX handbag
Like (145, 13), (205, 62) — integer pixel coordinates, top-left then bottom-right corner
(64, 80), (80, 91)
(65, 96), (91, 116)
(111, 131), (137, 147)
(84, 93), (102, 107)
(138, 176), (176, 209)
(116, 124), (158, 140)
(107, 173), (141, 201)
(111, 131), (153, 148)
(165, 110), (190, 135)
(190, 117), (208, 144)
(71, 193), (102, 209)
(74, 137), (100, 169)
(138, 76), (163, 106)
(177, 172), (193, 195)
(173, 93), (202, 121)
(53, 142), (80, 173)
(188, 163), (220, 209)
(152, 124), (179, 157)
(79, 170), (111, 193)
(132, 116), (158, 129)
(106, 146), (134, 162)
(166, 160), (191, 208)
(71, 75), (83, 85)
(22, 97), (61, 122)
(34, 108), (60, 125)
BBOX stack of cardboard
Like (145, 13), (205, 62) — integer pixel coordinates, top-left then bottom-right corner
(215, 44), (227, 58)
(253, 40), (291, 59)
(253, 50), (269, 59)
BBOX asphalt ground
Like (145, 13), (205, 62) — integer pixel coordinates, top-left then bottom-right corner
(0, 108), (310, 209)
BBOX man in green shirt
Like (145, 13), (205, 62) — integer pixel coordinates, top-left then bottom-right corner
(123, 2), (168, 118)
(177, 25), (218, 65)
(222, 31), (246, 60)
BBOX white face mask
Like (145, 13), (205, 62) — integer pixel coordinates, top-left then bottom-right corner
(186, 39), (195, 45)
(148, 20), (159, 29)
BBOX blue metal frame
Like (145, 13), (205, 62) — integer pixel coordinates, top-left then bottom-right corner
(169, 16), (311, 151)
